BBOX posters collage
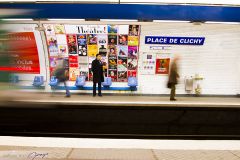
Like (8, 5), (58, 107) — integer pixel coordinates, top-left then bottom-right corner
(44, 24), (140, 82)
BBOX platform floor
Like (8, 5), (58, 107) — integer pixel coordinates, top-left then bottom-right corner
(1, 136), (240, 160)
(4, 91), (240, 108)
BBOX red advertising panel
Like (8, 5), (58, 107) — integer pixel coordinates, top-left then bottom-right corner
(155, 58), (170, 74)
(8, 32), (40, 73)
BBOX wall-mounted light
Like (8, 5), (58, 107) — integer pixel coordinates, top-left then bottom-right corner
(85, 18), (100, 21)
(205, 21), (240, 25)
(190, 21), (205, 25)
(2, 19), (33, 21)
(35, 26), (45, 31)
(100, 19), (138, 22)
(47, 19), (85, 21)
(153, 20), (190, 23)
(138, 19), (153, 22)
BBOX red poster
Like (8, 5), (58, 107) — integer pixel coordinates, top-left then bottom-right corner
(69, 55), (78, 68)
(8, 32), (40, 73)
(69, 56), (78, 63)
(155, 58), (170, 74)
(128, 70), (137, 77)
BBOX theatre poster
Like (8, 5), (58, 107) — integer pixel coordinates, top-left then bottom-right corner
(155, 58), (170, 75)
(141, 53), (156, 75)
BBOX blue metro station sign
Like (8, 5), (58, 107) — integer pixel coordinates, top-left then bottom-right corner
(145, 36), (205, 45)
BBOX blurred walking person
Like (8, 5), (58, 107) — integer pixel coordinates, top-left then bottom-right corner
(92, 54), (104, 97)
(53, 59), (71, 97)
(168, 56), (180, 101)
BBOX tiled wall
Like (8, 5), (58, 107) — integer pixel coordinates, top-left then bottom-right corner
(139, 23), (240, 95)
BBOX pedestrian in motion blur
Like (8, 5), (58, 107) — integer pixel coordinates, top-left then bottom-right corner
(92, 54), (104, 97)
(53, 59), (70, 97)
(168, 55), (180, 101)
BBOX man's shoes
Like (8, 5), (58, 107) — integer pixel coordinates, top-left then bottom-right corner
(93, 95), (96, 97)
(98, 94), (103, 97)
(65, 94), (71, 98)
(170, 98), (177, 101)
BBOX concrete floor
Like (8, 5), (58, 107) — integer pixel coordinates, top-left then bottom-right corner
(5, 91), (240, 108)
(1, 146), (240, 160)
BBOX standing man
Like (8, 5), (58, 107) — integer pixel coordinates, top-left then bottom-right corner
(168, 56), (180, 101)
(92, 54), (104, 97)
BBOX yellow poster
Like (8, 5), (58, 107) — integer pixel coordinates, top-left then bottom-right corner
(69, 67), (79, 81)
(54, 24), (65, 34)
(128, 36), (139, 46)
(88, 45), (98, 57)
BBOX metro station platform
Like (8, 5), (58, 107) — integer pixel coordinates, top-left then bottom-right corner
(2, 92), (240, 108)
(0, 92), (240, 140)
(0, 92), (240, 108)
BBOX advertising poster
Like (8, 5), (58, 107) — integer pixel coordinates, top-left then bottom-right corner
(79, 71), (89, 81)
(97, 34), (107, 45)
(128, 46), (138, 59)
(117, 57), (127, 71)
(63, 57), (69, 69)
(69, 55), (78, 68)
(108, 45), (117, 56)
(50, 57), (58, 68)
(118, 71), (127, 82)
(118, 46), (128, 57)
(49, 57), (68, 76)
(155, 58), (170, 74)
(78, 56), (88, 64)
(101, 56), (108, 72)
(108, 56), (117, 70)
(79, 64), (89, 81)
(129, 25), (140, 36)
(56, 34), (67, 45)
(141, 53), (156, 75)
(108, 35), (117, 45)
(79, 64), (88, 72)
(77, 34), (86, 45)
(88, 45), (98, 57)
(54, 24), (65, 34)
(78, 45), (87, 56)
(88, 68), (93, 81)
(58, 45), (68, 57)
(108, 70), (117, 82)
(128, 36), (139, 46)
(67, 34), (77, 45)
(118, 25), (129, 34)
(44, 24), (55, 35)
(69, 67), (79, 81)
(88, 56), (95, 81)
(108, 25), (118, 34)
(67, 25), (107, 34)
(68, 44), (77, 55)
(119, 35), (128, 45)
(87, 34), (97, 45)
(8, 32), (40, 74)
(98, 45), (107, 57)
(128, 58), (138, 70)
(88, 56), (95, 65)
(69, 55), (78, 64)
(47, 36), (58, 56)
(128, 70), (137, 77)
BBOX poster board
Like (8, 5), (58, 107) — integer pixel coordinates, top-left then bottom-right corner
(44, 24), (140, 82)
(155, 58), (170, 75)
(141, 53), (156, 75)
